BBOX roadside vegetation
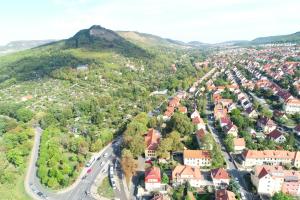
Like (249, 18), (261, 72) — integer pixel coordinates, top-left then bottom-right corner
(97, 177), (115, 199)
(0, 102), (34, 199)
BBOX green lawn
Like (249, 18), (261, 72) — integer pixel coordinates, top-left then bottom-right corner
(97, 177), (114, 199)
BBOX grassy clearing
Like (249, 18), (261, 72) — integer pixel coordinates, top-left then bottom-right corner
(97, 177), (114, 199)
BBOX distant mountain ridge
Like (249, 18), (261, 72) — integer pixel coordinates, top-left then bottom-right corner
(251, 31), (300, 44)
(0, 40), (55, 55)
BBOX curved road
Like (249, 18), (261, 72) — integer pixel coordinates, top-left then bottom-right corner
(25, 126), (126, 200)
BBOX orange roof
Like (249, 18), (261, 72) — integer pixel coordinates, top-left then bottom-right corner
(233, 138), (245, 147)
(286, 98), (300, 106)
(172, 165), (203, 180)
(184, 150), (211, 159)
(243, 150), (299, 160)
(211, 168), (230, 180)
(192, 116), (205, 125)
(178, 106), (187, 113)
(145, 129), (160, 151)
(215, 189), (236, 200)
(164, 110), (173, 117)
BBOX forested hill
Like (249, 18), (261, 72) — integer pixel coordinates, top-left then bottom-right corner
(251, 31), (300, 44)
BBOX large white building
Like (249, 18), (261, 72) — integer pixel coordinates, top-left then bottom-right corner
(251, 165), (300, 197)
(242, 150), (300, 168)
(183, 150), (212, 167)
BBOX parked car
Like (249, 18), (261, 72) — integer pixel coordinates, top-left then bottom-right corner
(86, 157), (96, 167)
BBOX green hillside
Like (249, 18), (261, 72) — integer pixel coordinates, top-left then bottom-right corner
(0, 25), (208, 194)
(251, 31), (300, 44)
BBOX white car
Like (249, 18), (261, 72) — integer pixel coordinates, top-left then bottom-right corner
(103, 153), (109, 158)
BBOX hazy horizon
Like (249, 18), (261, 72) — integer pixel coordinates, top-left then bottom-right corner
(1, 0), (300, 45)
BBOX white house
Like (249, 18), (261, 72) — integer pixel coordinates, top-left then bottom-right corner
(268, 129), (286, 144)
(183, 150), (212, 167)
(145, 166), (161, 191)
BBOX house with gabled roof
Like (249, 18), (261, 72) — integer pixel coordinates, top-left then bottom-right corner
(211, 168), (230, 188)
(145, 166), (161, 191)
(224, 123), (238, 138)
(192, 116), (206, 130)
(172, 165), (206, 188)
(245, 107), (258, 118)
(268, 129), (286, 143)
(233, 138), (245, 152)
(145, 129), (161, 159)
(257, 116), (277, 134)
(215, 189), (236, 200)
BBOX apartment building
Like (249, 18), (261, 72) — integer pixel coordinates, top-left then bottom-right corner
(251, 165), (300, 197)
(242, 150), (300, 168)
(183, 150), (212, 167)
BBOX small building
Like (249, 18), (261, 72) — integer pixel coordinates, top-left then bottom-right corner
(145, 166), (161, 191)
(233, 138), (246, 152)
(211, 168), (230, 188)
(219, 116), (232, 128)
(224, 123), (238, 138)
(192, 116), (206, 130)
(257, 117), (277, 134)
(191, 109), (200, 119)
(172, 165), (204, 188)
(268, 129), (286, 143)
(245, 107), (258, 118)
(215, 189), (236, 200)
(145, 129), (161, 159)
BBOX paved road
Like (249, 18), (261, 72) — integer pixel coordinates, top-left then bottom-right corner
(25, 126), (125, 200)
(204, 94), (257, 200)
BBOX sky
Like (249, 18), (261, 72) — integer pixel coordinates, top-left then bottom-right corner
(1, 0), (300, 45)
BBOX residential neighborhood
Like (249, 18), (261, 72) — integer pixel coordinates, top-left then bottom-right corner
(130, 45), (300, 200)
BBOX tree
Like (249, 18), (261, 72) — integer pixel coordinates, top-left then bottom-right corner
(272, 192), (293, 200)
(6, 149), (24, 166)
(121, 149), (137, 184)
(228, 179), (240, 199)
(16, 108), (34, 122)
(224, 135), (234, 152)
(261, 107), (273, 118)
(157, 138), (172, 159)
(168, 113), (194, 136)
(162, 172), (169, 184)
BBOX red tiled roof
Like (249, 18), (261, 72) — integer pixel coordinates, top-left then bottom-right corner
(211, 168), (229, 180)
(268, 129), (284, 140)
(145, 129), (160, 151)
(215, 189), (236, 200)
(145, 166), (161, 183)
